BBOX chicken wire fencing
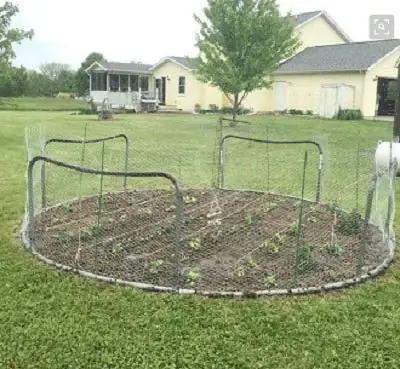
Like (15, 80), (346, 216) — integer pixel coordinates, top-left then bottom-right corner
(21, 122), (397, 297)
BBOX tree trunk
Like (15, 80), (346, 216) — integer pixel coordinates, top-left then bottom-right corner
(230, 93), (239, 127)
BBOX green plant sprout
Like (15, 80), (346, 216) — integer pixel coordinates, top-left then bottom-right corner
(263, 201), (277, 213)
(189, 238), (201, 250)
(62, 203), (75, 213)
(235, 264), (246, 277)
(326, 243), (343, 256)
(263, 275), (277, 288)
(298, 243), (314, 270)
(148, 259), (165, 274)
(291, 220), (303, 236)
(185, 269), (200, 285)
(165, 205), (176, 212)
(263, 240), (280, 254)
(244, 256), (257, 269)
(111, 243), (124, 253)
(184, 196), (197, 204)
(244, 213), (252, 225)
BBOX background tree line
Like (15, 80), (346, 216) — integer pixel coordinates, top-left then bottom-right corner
(0, 52), (105, 98)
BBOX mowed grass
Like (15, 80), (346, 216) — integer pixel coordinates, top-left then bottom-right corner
(1, 111), (400, 369)
(0, 96), (87, 111)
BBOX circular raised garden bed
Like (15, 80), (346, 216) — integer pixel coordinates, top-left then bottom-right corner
(23, 188), (392, 297)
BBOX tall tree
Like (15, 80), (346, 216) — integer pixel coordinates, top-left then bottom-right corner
(39, 62), (71, 80)
(0, 1), (33, 101)
(194, 0), (300, 124)
(75, 52), (105, 97)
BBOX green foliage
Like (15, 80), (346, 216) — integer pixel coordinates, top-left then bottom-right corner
(194, 0), (300, 123)
(75, 52), (105, 96)
(289, 109), (304, 115)
(334, 107), (364, 120)
(1, 112), (400, 367)
(306, 110), (313, 115)
(0, 2), (33, 70)
(336, 209), (364, 236)
(297, 243), (314, 270)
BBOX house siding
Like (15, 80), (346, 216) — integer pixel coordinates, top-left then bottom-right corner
(152, 61), (202, 111)
(241, 14), (348, 112)
(363, 48), (400, 117)
(295, 15), (348, 53)
(272, 72), (365, 114)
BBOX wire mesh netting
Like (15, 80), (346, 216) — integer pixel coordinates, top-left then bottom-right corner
(22, 119), (397, 296)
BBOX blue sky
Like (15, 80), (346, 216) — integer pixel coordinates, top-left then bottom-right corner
(10, 0), (400, 71)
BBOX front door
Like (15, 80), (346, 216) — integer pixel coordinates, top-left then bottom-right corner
(156, 77), (167, 105)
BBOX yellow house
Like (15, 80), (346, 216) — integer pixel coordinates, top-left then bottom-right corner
(86, 10), (400, 118)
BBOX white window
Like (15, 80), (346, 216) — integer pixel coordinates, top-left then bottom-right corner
(178, 76), (185, 95)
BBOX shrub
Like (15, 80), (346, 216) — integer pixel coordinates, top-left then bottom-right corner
(334, 107), (363, 120)
(289, 109), (304, 115)
(306, 110), (313, 115)
(209, 104), (219, 112)
(56, 92), (73, 99)
(220, 106), (251, 115)
(194, 103), (202, 113)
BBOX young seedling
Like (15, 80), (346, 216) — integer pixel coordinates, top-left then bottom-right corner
(291, 220), (303, 236)
(235, 264), (246, 277)
(184, 196), (197, 204)
(298, 243), (314, 270)
(263, 275), (277, 288)
(112, 243), (124, 253)
(189, 238), (201, 250)
(185, 269), (200, 285)
(326, 243), (343, 256)
(273, 233), (286, 245)
(148, 259), (165, 274)
(244, 213), (252, 225)
(244, 256), (257, 269)
(263, 201), (277, 213)
(263, 240), (280, 254)
(165, 205), (176, 212)
(62, 203), (75, 213)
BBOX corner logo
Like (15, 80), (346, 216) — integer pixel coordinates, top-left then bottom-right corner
(370, 15), (395, 39)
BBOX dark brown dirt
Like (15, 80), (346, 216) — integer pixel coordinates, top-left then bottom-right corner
(33, 189), (387, 292)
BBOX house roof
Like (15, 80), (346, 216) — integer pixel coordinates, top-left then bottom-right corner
(291, 11), (321, 27)
(273, 38), (400, 74)
(102, 61), (153, 73)
(291, 10), (352, 42)
(149, 56), (196, 72)
(85, 61), (153, 74)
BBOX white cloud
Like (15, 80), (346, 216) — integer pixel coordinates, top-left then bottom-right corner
(11, 0), (400, 69)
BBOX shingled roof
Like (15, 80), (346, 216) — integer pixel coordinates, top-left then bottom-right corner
(273, 39), (400, 74)
(101, 61), (152, 73)
(291, 11), (321, 27)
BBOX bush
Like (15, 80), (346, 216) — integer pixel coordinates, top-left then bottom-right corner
(289, 109), (304, 115)
(334, 107), (363, 120)
(56, 92), (74, 99)
(221, 106), (251, 115)
(209, 104), (219, 112)
(194, 103), (202, 113)
(306, 110), (313, 115)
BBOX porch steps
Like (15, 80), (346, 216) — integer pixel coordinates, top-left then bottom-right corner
(159, 105), (183, 113)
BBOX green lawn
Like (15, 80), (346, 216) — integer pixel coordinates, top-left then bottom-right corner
(0, 96), (87, 111)
(1, 111), (400, 369)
